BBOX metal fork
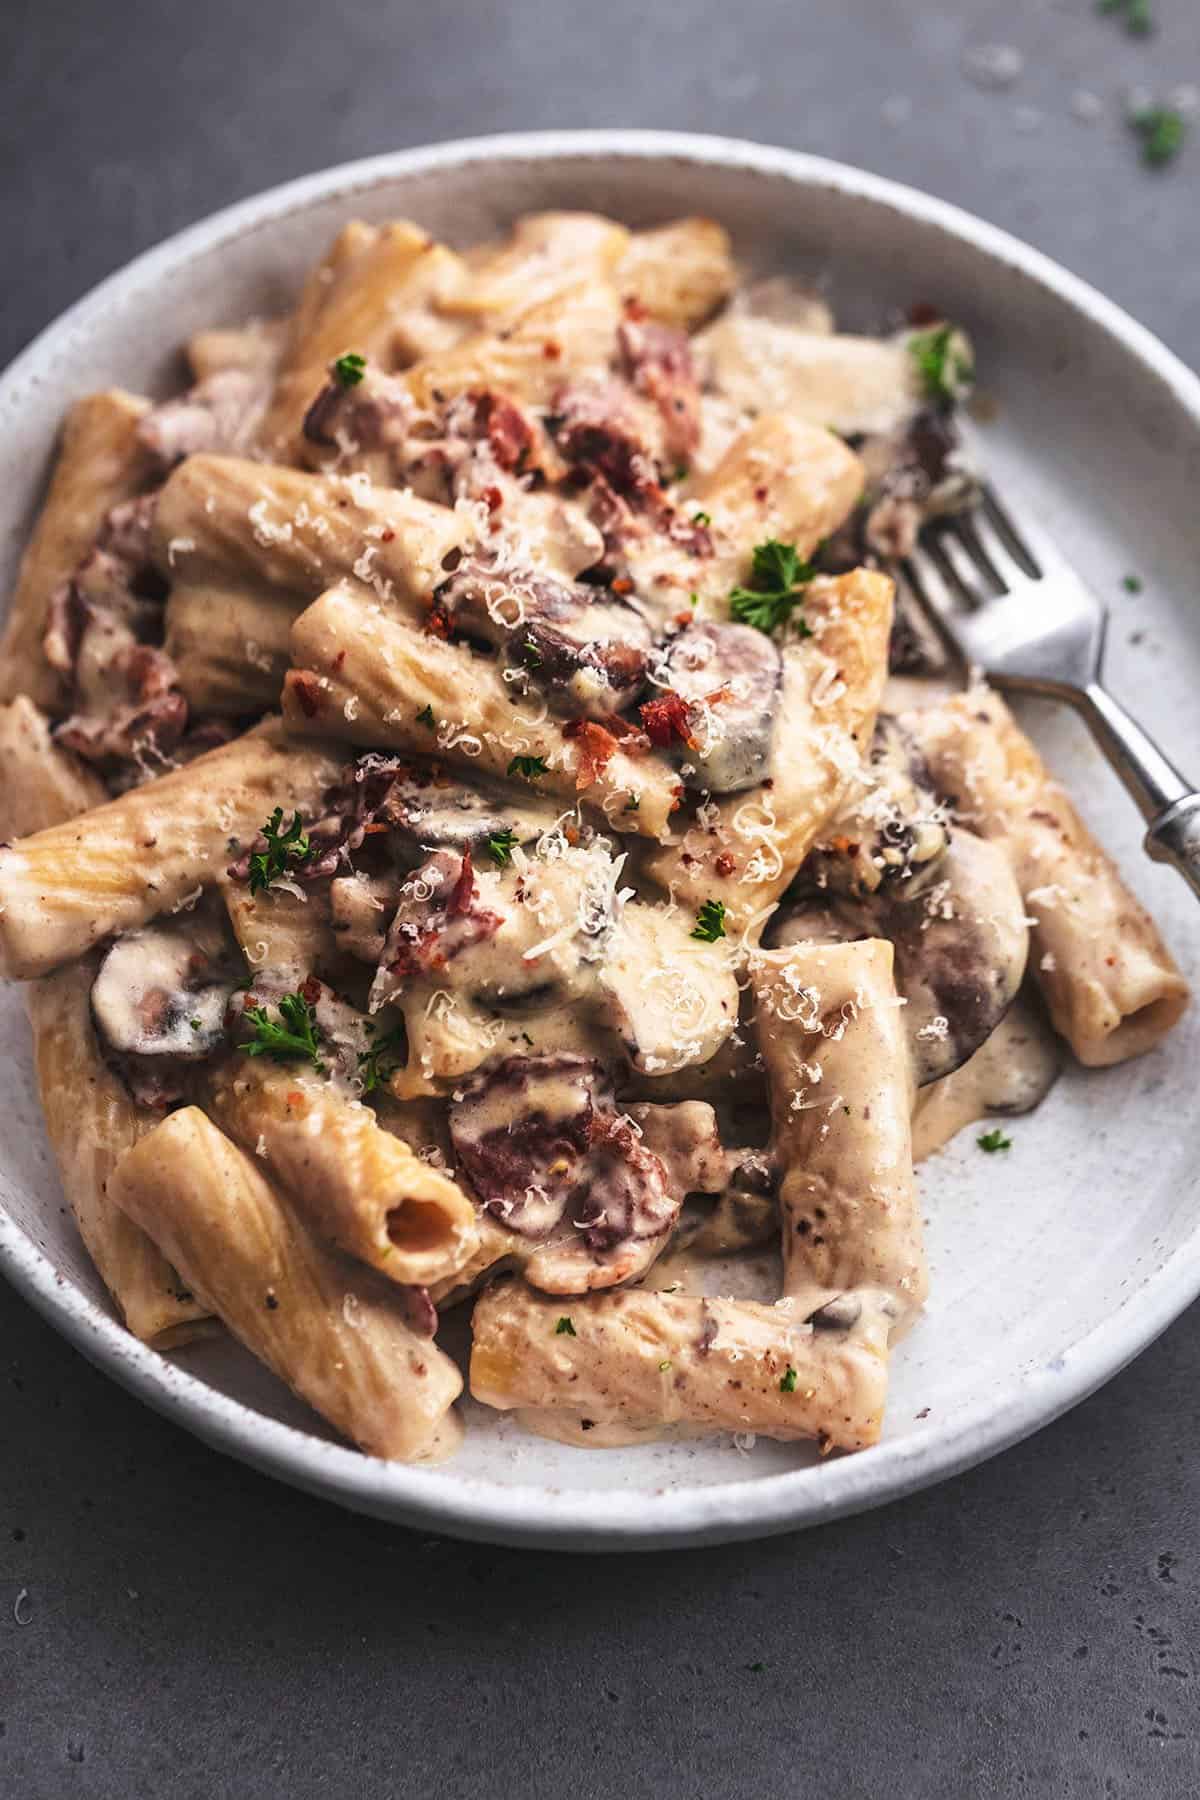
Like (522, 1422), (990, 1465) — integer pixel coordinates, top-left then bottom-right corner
(901, 481), (1200, 900)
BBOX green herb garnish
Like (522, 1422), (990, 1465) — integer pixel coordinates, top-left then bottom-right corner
(691, 898), (727, 943)
(416, 704), (435, 728)
(977, 1129), (1013, 1153)
(729, 539), (817, 636)
(521, 637), (543, 669)
(357, 1024), (406, 1094)
(555, 1316), (577, 1337)
(487, 828), (520, 868)
(508, 754), (548, 781)
(1130, 106), (1186, 166)
(333, 352), (367, 387)
(248, 808), (316, 895)
(909, 323), (974, 405)
(1098, 0), (1153, 35)
(692, 510), (712, 526)
(779, 1366), (798, 1394)
(622, 794), (640, 814)
(240, 992), (324, 1072)
(658, 1359), (673, 1372)
(1122, 574), (1143, 594)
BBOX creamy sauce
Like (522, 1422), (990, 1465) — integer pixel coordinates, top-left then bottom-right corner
(912, 995), (1061, 1161)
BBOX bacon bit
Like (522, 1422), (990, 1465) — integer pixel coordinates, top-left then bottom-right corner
(564, 824), (580, 846)
(332, 649), (347, 672)
(448, 849), (476, 919)
(673, 610), (693, 627)
(361, 821), (390, 836)
(622, 295), (648, 320)
(611, 576), (633, 595)
(670, 783), (685, 808)
(715, 852), (737, 877)
(476, 391), (535, 472)
(299, 974), (323, 1005)
(380, 528), (395, 543)
(562, 717), (619, 788)
(287, 1090), (303, 1107)
(753, 485), (768, 502)
(542, 340), (562, 361)
(908, 300), (942, 327)
(288, 671), (324, 718)
(640, 690), (695, 749)
(481, 484), (504, 514)
(424, 607), (453, 640)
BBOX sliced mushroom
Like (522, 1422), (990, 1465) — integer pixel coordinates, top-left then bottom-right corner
(662, 622), (782, 794)
(803, 714), (950, 899)
(598, 904), (738, 1076)
(772, 827), (1028, 1084)
(434, 556), (652, 717)
(377, 771), (560, 855)
(448, 1054), (679, 1295)
(626, 1100), (730, 1197)
(91, 921), (237, 1060)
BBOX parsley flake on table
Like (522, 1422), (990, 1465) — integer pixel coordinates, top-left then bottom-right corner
(729, 539), (817, 636)
(416, 703), (436, 728)
(779, 1366), (798, 1394)
(508, 754), (549, 780)
(691, 898), (727, 943)
(555, 1316), (577, 1337)
(908, 322), (974, 405)
(240, 992), (324, 1073)
(977, 1128), (1013, 1153)
(1122, 573), (1143, 594)
(1097, 0), (1154, 36)
(487, 828), (519, 868)
(247, 808), (316, 895)
(333, 351), (367, 387)
(1130, 106), (1186, 167)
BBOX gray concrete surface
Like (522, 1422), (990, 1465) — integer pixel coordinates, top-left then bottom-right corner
(2, 1), (1199, 1794)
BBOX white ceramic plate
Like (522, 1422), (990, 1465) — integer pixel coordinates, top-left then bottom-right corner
(2, 131), (1197, 1550)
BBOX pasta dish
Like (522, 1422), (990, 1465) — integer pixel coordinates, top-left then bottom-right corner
(0, 209), (1188, 1464)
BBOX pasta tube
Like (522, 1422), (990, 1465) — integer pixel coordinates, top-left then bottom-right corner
(0, 719), (346, 979)
(153, 454), (464, 618)
(450, 212), (629, 323)
(0, 697), (106, 838)
(643, 568), (893, 926)
(751, 939), (927, 1332)
(166, 580), (298, 715)
(209, 1061), (480, 1288)
(614, 218), (736, 328)
(0, 390), (154, 711)
(110, 1108), (463, 1461)
(910, 689), (1188, 1066)
(282, 582), (681, 836)
(26, 963), (210, 1347)
(470, 1283), (889, 1452)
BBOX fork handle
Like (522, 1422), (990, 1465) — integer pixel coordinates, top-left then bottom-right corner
(1080, 683), (1200, 900)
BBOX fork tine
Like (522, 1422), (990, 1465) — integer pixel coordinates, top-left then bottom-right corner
(980, 482), (1042, 579)
(918, 526), (985, 609)
(942, 511), (1009, 595)
(898, 559), (968, 666)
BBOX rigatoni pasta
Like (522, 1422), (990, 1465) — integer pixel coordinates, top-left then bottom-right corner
(0, 203), (1185, 1467)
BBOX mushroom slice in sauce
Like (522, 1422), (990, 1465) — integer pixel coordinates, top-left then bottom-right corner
(661, 622), (783, 794)
(376, 772), (560, 855)
(804, 714), (950, 899)
(449, 1054), (679, 1293)
(434, 556), (653, 718)
(91, 920), (238, 1060)
(772, 828), (1028, 1085)
(597, 904), (738, 1075)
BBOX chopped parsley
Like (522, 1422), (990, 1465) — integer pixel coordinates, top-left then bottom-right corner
(487, 828), (519, 868)
(779, 1366), (798, 1394)
(622, 794), (641, 813)
(909, 323), (974, 405)
(521, 636), (543, 669)
(240, 992), (324, 1073)
(1098, 0), (1153, 35)
(658, 1359), (673, 1372)
(673, 462), (690, 483)
(248, 808), (316, 895)
(416, 704), (436, 728)
(1130, 106), (1186, 167)
(977, 1129), (1013, 1153)
(333, 351), (367, 387)
(357, 1024), (406, 1094)
(691, 898), (727, 943)
(747, 1662), (766, 1673)
(508, 754), (549, 781)
(555, 1316), (577, 1337)
(691, 510), (712, 526)
(729, 539), (817, 636)
(1122, 573), (1143, 594)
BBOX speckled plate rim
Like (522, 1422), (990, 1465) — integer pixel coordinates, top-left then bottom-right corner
(2, 128), (1199, 1551)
